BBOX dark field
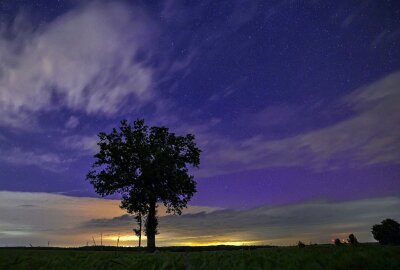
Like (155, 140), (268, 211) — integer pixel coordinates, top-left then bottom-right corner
(0, 244), (399, 270)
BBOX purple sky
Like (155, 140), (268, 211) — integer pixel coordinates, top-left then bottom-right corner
(0, 0), (399, 210)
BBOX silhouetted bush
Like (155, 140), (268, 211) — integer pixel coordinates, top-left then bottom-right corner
(334, 238), (342, 246)
(348, 234), (359, 245)
(372, 218), (400, 245)
(297, 241), (305, 248)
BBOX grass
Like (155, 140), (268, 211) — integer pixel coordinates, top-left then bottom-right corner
(0, 244), (399, 270)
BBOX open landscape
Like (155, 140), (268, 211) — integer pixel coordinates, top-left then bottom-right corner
(1, 245), (400, 270)
(1, 0), (400, 269)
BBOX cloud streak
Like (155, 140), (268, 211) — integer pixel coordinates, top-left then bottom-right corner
(0, 2), (155, 128)
(1, 191), (398, 247)
(0, 147), (74, 172)
(0, 191), (217, 247)
(199, 71), (400, 176)
(78, 197), (400, 246)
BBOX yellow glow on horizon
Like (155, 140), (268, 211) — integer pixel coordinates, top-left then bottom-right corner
(105, 235), (145, 242)
(179, 240), (265, 246)
(103, 234), (265, 247)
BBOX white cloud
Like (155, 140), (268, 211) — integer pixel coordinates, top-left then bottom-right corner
(199, 71), (400, 176)
(3, 191), (395, 247)
(0, 147), (74, 172)
(0, 191), (217, 247)
(62, 134), (98, 155)
(370, 28), (400, 49)
(0, 2), (156, 128)
(65, 116), (79, 129)
(156, 197), (400, 245)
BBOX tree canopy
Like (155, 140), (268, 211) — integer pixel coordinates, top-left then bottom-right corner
(86, 119), (201, 251)
(372, 218), (400, 245)
(347, 234), (359, 245)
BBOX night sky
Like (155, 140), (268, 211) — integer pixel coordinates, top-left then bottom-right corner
(0, 0), (400, 246)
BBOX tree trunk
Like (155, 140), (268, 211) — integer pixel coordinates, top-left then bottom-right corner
(146, 200), (157, 252)
(138, 214), (142, 248)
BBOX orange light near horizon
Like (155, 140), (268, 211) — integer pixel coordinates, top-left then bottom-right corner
(180, 240), (264, 246)
(95, 234), (266, 247)
(105, 235), (136, 242)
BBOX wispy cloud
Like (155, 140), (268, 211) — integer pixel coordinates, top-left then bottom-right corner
(208, 77), (246, 102)
(1, 191), (397, 247)
(156, 197), (400, 245)
(62, 134), (98, 156)
(64, 116), (80, 129)
(0, 2), (156, 128)
(0, 147), (74, 172)
(199, 71), (400, 176)
(0, 191), (217, 247)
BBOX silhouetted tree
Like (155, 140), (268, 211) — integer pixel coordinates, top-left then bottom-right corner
(334, 238), (342, 246)
(348, 234), (359, 245)
(297, 241), (305, 248)
(87, 119), (201, 252)
(372, 218), (400, 245)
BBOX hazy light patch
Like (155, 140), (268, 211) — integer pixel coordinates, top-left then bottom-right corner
(104, 235), (137, 242)
(0, 191), (218, 247)
(1, 192), (399, 247)
(180, 240), (263, 246)
(81, 196), (400, 247)
(0, 231), (32, 237)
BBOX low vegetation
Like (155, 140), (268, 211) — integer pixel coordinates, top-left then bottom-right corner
(1, 244), (399, 270)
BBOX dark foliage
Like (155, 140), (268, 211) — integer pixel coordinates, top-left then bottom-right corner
(297, 241), (306, 248)
(334, 238), (342, 246)
(372, 219), (400, 245)
(348, 234), (359, 245)
(86, 119), (201, 252)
